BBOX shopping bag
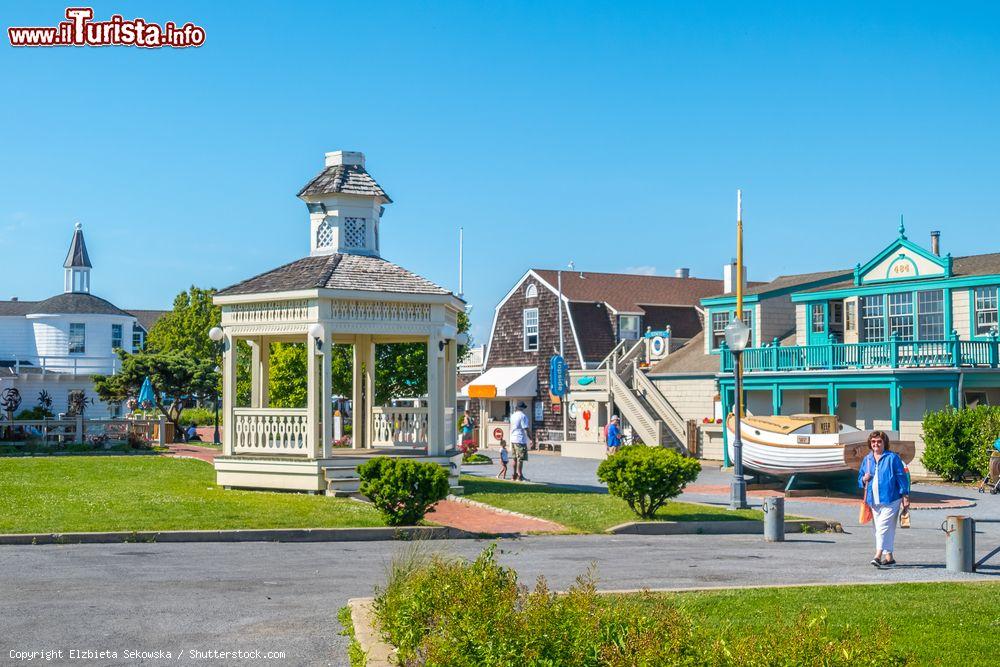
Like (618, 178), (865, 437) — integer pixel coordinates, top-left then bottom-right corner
(899, 507), (911, 528)
(859, 500), (873, 524)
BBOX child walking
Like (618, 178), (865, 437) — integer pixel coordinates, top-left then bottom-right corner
(497, 442), (509, 479)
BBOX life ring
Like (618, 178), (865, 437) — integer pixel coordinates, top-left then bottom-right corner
(650, 335), (666, 357)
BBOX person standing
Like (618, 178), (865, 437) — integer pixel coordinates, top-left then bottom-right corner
(606, 415), (622, 456)
(858, 430), (910, 568)
(509, 401), (533, 481)
(497, 442), (509, 479)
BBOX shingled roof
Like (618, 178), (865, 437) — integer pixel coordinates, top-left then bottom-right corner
(63, 224), (92, 268)
(27, 293), (133, 317)
(297, 164), (392, 202)
(798, 252), (1000, 294)
(127, 309), (169, 332)
(532, 269), (731, 313)
(216, 253), (453, 297)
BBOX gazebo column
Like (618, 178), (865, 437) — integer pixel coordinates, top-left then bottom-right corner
(306, 333), (321, 459)
(427, 335), (446, 455)
(351, 335), (374, 449)
(321, 327), (333, 458)
(445, 339), (458, 450)
(249, 337), (270, 408)
(221, 333), (238, 456)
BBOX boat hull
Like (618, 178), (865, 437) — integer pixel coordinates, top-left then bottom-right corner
(725, 415), (907, 476)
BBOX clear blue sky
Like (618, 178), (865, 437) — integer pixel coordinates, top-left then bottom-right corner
(2, 2), (999, 343)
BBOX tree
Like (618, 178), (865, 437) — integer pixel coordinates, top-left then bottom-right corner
(596, 446), (701, 519)
(93, 351), (218, 439)
(147, 286), (221, 363)
(268, 343), (308, 408)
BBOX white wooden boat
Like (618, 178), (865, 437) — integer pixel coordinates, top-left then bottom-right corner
(725, 414), (913, 476)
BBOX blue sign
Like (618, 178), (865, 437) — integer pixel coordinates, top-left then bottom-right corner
(549, 355), (568, 397)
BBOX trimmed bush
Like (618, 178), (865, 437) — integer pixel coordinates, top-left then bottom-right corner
(921, 405), (1000, 481)
(179, 407), (220, 426)
(357, 457), (450, 526)
(372, 545), (909, 666)
(597, 446), (701, 519)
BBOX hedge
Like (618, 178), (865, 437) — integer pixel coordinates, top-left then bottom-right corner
(921, 405), (1000, 481)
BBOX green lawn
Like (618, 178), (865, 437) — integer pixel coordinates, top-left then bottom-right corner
(0, 456), (385, 533)
(631, 582), (1000, 666)
(461, 475), (762, 532)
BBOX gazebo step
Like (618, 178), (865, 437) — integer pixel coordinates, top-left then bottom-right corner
(323, 465), (362, 480)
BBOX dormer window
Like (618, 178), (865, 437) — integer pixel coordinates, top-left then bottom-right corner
(525, 284), (538, 299)
(343, 217), (366, 249)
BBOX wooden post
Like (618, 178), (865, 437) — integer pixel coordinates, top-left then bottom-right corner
(222, 334), (237, 456)
(75, 415), (85, 444)
(351, 337), (364, 450)
(446, 339), (458, 451)
(157, 415), (166, 447)
(427, 336), (443, 455)
(321, 328), (333, 458)
(306, 332), (319, 459)
(364, 336), (375, 449)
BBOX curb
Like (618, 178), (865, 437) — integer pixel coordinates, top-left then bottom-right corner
(348, 598), (396, 667)
(0, 526), (477, 546)
(606, 519), (841, 535)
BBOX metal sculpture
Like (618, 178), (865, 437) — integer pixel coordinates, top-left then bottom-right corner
(1, 387), (22, 416)
(37, 390), (53, 410)
(67, 389), (92, 417)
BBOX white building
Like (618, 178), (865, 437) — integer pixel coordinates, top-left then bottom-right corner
(0, 224), (165, 417)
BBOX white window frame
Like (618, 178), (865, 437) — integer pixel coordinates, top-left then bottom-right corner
(861, 295), (885, 342)
(523, 307), (539, 352)
(917, 289), (945, 340)
(974, 286), (998, 336)
(69, 323), (86, 355)
(618, 315), (641, 341)
(524, 283), (538, 299)
(132, 325), (144, 351)
(111, 323), (123, 350)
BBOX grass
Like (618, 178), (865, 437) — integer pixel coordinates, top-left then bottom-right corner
(461, 475), (763, 532)
(629, 581), (1000, 666)
(0, 456), (386, 533)
(337, 606), (366, 667)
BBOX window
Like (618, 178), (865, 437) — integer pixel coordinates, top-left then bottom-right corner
(111, 324), (123, 350)
(811, 304), (825, 334)
(523, 308), (539, 351)
(132, 325), (145, 351)
(619, 315), (641, 340)
(711, 311), (731, 350)
(525, 283), (538, 299)
(917, 290), (945, 340)
(888, 292), (914, 341)
(343, 217), (366, 248)
(711, 309), (753, 349)
(860, 295), (885, 342)
(845, 301), (856, 332)
(69, 323), (86, 354)
(974, 286), (998, 336)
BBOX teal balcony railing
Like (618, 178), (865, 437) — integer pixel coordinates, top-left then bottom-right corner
(719, 332), (1000, 373)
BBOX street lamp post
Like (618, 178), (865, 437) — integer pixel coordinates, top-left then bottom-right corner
(208, 326), (224, 445)
(724, 317), (751, 510)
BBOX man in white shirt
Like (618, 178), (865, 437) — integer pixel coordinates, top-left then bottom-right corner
(509, 401), (533, 481)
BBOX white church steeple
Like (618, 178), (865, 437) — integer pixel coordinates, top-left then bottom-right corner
(63, 222), (92, 294)
(296, 151), (392, 258)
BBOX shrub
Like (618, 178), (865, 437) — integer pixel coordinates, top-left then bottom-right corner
(921, 405), (1000, 481)
(597, 446), (701, 519)
(15, 406), (54, 420)
(357, 457), (450, 526)
(371, 545), (909, 667)
(179, 407), (220, 426)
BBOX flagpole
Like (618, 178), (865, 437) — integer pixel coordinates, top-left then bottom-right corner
(736, 190), (743, 416)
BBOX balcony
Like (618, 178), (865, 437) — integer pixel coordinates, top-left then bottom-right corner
(0, 354), (121, 376)
(720, 334), (1000, 373)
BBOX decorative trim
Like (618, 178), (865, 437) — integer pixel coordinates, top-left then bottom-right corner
(222, 299), (313, 325)
(330, 300), (431, 323)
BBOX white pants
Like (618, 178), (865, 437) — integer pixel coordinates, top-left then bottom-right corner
(872, 499), (902, 553)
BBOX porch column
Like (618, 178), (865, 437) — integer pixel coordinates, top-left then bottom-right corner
(221, 333), (237, 456)
(445, 339), (458, 450)
(249, 338), (270, 408)
(827, 383), (839, 415)
(321, 328), (333, 458)
(771, 385), (782, 416)
(306, 333), (320, 459)
(889, 384), (901, 432)
(351, 337), (364, 450)
(364, 337), (375, 448)
(427, 335), (445, 455)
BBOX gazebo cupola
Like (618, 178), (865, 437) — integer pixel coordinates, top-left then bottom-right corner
(297, 151), (392, 258)
(63, 222), (92, 294)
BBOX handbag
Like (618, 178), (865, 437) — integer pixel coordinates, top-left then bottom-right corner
(858, 458), (874, 524)
(899, 506), (911, 528)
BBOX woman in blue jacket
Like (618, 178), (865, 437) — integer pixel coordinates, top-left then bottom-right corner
(858, 430), (910, 568)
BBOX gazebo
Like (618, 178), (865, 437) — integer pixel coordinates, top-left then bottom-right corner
(211, 151), (466, 494)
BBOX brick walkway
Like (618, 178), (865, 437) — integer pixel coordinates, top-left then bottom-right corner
(426, 499), (565, 534)
(165, 443), (220, 463)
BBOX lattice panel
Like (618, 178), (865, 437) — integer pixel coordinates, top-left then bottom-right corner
(225, 300), (312, 324)
(316, 219), (334, 248)
(330, 300), (432, 323)
(343, 217), (366, 248)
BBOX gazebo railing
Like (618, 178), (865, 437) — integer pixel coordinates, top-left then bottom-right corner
(233, 408), (310, 456)
(371, 406), (428, 448)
